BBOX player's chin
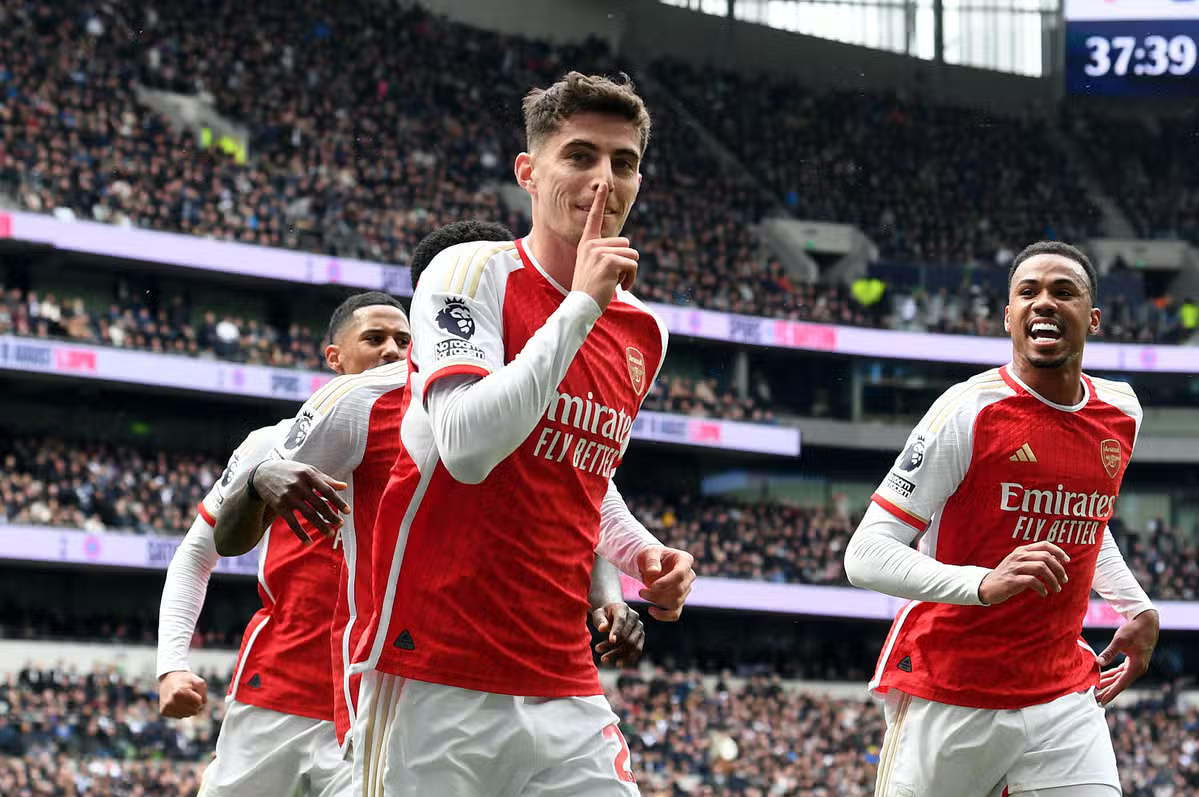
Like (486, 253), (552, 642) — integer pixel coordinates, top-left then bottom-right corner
(1024, 347), (1072, 370)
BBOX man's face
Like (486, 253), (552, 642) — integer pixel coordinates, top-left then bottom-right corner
(1005, 254), (1100, 371)
(518, 112), (643, 244)
(327, 305), (411, 376)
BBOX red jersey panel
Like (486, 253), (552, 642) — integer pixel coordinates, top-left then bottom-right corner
(228, 513), (341, 721)
(869, 366), (1141, 710)
(365, 239), (667, 696)
(267, 362), (409, 747)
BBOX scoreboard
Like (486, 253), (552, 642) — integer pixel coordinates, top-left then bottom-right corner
(1065, 0), (1199, 97)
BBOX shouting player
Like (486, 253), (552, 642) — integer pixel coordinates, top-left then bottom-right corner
(210, 219), (649, 761)
(354, 71), (696, 797)
(156, 291), (410, 797)
(845, 241), (1160, 797)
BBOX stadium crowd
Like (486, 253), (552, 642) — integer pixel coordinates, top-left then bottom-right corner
(0, 272), (1187, 401)
(651, 59), (1102, 266)
(0, 283), (328, 370)
(1068, 109), (1199, 244)
(1, 0), (1191, 341)
(0, 664), (1194, 796)
(0, 600), (243, 650)
(642, 374), (776, 423)
(0, 665), (214, 796)
(3, 431), (1198, 600)
(0, 434), (222, 535)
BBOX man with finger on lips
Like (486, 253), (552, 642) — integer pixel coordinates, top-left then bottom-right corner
(845, 241), (1159, 797)
(356, 71), (697, 797)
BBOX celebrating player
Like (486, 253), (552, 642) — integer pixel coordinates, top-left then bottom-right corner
(844, 241), (1160, 797)
(354, 72), (696, 797)
(156, 291), (410, 797)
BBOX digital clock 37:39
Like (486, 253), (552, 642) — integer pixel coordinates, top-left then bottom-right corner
(1067, 20), (1199, 96)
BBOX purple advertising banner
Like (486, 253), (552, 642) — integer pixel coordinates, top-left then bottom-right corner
(615, 574), (1198, 631)
(2, 210), (1192, 372)
(0, 336), (793, 456)
(0, 523), (1190, 630)
(0, 525), (259, 577)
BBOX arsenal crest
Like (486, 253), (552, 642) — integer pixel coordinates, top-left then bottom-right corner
(626, 347), (646, 396)
(1100, 439), (1122, 479)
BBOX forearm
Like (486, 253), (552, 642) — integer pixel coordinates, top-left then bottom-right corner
(595, 481), (662, 578)
(156, 518), (221, 678)
(427, 292), (601, 484)
(845, 503), (990, 605)
(212, 467), (272, 558)
(589, 556), (624, 609)
(1093, 527), (1155, 620)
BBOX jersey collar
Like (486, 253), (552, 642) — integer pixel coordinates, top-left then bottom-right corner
(1001, 364), (1090, 413)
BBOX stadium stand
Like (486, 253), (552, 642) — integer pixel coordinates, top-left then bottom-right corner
(1, 2), (1197, 794)
(651, 59), (1102, 266)
(0, 434), (222, 535)
(0, 281), (328, 370)
(3, 429), (1197, 600)
(0, 664), (1194, 796)
(1067, 109), (1199, 244)
(0, 1), (1185, 339)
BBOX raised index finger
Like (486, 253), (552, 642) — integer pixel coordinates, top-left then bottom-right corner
(582, 183), (609, 242)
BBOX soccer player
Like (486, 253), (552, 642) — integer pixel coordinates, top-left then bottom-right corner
(844, 241), (1160, 797)
(356, 72), (697, 797)
(156, 291), (411, 797)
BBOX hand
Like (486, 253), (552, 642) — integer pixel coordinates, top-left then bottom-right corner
(252, 460), (350, 545)
(1096, 609), (1159, 706)
(978, 542), (1070, 605)
(158, 671), (208, 719)
(591, 603), (645, 668)
(571, 183), (638, 310)
(636, 546), (696, 621)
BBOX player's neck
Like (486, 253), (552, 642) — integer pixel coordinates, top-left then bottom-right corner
(525, 227), (577, 293)
(1011, 358), (1086, 406)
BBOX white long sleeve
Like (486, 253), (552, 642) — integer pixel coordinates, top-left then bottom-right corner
(595, 481), (663, 579)
(156, 514), (221, 678)
(1092, 527), (1155, 620)
(425, 291), (602, 484)
(844, 503), (991, 606)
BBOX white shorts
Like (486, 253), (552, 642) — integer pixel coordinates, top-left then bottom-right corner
(198, 700), (351, 797)
(353, 671), (640, 797)
(875, 688), (1120, 797)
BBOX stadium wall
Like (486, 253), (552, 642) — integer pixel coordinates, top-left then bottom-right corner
(0, 639), (237, 680)
(418, 0), (1055, 113)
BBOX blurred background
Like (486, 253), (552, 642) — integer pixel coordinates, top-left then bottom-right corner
(0, 0), (1198, 794)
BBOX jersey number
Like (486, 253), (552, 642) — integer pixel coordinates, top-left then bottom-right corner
(603, 725), (636, 784)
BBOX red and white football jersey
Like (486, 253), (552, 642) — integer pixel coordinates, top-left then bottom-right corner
(869, 365), (1141, 709)
(363, 238), (667, 697)
(196, 419), (338, 720)
(264, 361), (409, 747)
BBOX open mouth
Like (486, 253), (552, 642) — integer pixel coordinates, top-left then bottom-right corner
(1028, 320), (1064, 344)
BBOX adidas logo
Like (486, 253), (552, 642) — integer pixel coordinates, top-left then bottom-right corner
(1009, 443), (1038, 463)
(897, 656), (913, 673)
(393, 630), (416, 651)
(246, 674), (262, 689)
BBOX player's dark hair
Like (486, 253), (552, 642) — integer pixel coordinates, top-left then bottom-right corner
(1008, 241), (1098, 305)
(326, 291), (404, 344)
(523, 71), (652, 156)
(410, 219), (515, 290)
